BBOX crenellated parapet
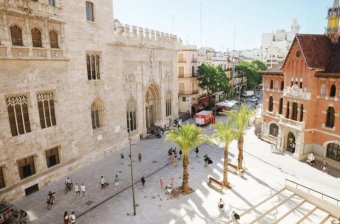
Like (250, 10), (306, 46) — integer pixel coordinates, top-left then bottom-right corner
(0, 0), (62, 20)
(113, 20), (182, 49)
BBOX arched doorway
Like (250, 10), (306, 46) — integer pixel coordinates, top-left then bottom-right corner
(286, 132), (296, 153)
(145, 84), (160, 128)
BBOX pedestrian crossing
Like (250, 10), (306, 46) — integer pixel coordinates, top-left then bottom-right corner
(228, 188), (338, 224)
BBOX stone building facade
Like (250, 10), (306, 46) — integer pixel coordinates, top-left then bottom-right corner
(261, 1), (340, 169)
(0, 0), (180, 202)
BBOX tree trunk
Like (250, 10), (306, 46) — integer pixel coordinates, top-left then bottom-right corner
(223, 145), (231, 188)
(238, 135), (244, 170)
(181, 153), (192, 193)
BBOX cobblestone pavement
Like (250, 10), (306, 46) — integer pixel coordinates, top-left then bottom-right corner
(15, 115), (340, 224)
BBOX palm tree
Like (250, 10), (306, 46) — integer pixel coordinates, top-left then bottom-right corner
(166, 124), (206, 193)
(211, 118), (238, 188)
(226, 104), (255, 170)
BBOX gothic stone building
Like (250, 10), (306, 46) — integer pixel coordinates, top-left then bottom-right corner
(0, 0), (180, 202)
(262, 1), (340, 169)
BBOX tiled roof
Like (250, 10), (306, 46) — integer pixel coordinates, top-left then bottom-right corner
(296, 34), (333, 69)
(260, 63), (283, 75)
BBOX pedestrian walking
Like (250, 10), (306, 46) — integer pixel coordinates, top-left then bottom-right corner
(168, 148), (173, 158)
(179, 149), (182, 159)
(160, 177), (164, 189)
(218, 198), (225, 211)
(172, 157), (177, 167)
(100, 176), (109, 189)
(69, 211), (76, 224)
(173, 148), (177, 157)
(114, 174), (120, 190)
(138, 152), (142, 162)
(195, 147), (199, 157)
(74, 183), (80, 197)
(80, 183), (86, 198)
(120, 153), (124, 159)
(63, 211), (69, 224)
(323, 160), (328, 173)
(141, 176), (145, 186)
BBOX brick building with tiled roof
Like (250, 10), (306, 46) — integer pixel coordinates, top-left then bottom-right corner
(261, 0), (340, 168)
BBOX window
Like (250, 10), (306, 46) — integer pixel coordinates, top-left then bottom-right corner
(91, 100), (103, 130)
(49, 0), (56, 6)
(269, 123), (279, 137)
(300, 104), (304, 122)
(192, 66), (195, 77)
(86, 1), (94, 21)
(320, 84), (326, 97)
(291, 81), (293, 87)
(326, 106), (335, 128)
(330, 84), (336, 97)
(45, 147), (60, 168)
(270, 80), (273, 89)
(86, 54), (100, 80)
(182, 97), (186, 102)
(286, 102), (290, 118)
(274, 80), (279, 90)
(49, 31), (59, 48)
(6, 95), (31, 136)
(280, 81), (284, 91)
(326, 143), (340, 162)
(37, 92), (56, 129)
(268, 96), (273, 112)
(299, 82), (303, 89)
(126, 98), (137, 132)
(166, 92), (172, 116)
(178, 66), (184, 77)
(279, 98), (283, 114)
(0, 167), (5, 189)
(31, 28), (42, 47)
(10, 25), (23, 46)
(292, 102), (298, 121)
(18, 156), (36, 179)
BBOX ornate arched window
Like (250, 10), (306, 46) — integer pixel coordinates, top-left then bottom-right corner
(91, 100), (103, 130)
(6, 95), (31, 136)
(31, 28), (42, 47)
(330, 84), (336, 97)
(326, 106), (335, 128)
(268, 96), (273, 112)
(49, 31), (59, 48)
(326, 143), (340, 162)
(10, 25), (23, 46)
(320, 84), (326, 97)
(269, 123), (279, 137)
(126, 98), (137, 132)
(279, 98), (283, 114)
(166, 91), (172, 117)
(286, 101), (290, 118)
(292, 102), (298, 121)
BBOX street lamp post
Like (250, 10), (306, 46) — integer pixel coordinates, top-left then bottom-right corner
(128, 119), (136, 216)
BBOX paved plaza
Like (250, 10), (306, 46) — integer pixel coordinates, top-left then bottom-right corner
(15, 116), (340, 224)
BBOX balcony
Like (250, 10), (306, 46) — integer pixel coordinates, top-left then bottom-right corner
(177, 59), (186, 63)
(0, 0), (62, 19)
(0, 45), (65, 60)
(179, 90), (199, 95)
(279, 116), (305, 130)
(191, 58), (198, 63)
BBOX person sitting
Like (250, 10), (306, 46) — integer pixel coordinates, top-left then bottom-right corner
(218, 198), (224, 210)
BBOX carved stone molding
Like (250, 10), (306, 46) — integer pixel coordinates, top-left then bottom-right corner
(283, 85), (311, 100)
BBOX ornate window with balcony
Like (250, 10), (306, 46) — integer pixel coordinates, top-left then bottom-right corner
(126, 97), (137, 132)
(326, 143), (340, 162)
(31, 28), (42, 47)
(6, 95), (31, 136)
(279, 98), (283, 114)
(37, 92), (56, 129)
(18, 156), (36, 179)
(10, 25), (23, 46)
(45, 147), (60, 168)
(325, 107), (335, 128)
(330, 84), (336, 97)
(91, 99), (103, 130)
(0, 167), (5, 189)
(86, 1), (95, 21)
(292, 102), (298, 121)
(86, 54), (100, 80)
(49, 31), (59, 48)
(269, 123), (279, 137)
(268, 96), (273, 112)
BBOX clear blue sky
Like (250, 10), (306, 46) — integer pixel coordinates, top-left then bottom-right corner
(113, 0), (333, 51)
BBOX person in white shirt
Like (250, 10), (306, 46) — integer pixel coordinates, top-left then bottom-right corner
(100, 176), (109, 189)
(74, 183), (80, 196)
(69, 211), (76, 224)
(80, 183), (86, 198)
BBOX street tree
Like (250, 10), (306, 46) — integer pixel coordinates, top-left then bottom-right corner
(165, 124), (207, 194)
(210, 118), (238, 188)
(236, 60), (267, 90)
(226, 104), (255, 170)
(197, 63), (229, 103)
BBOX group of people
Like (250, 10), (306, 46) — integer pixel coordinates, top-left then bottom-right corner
(204, 154), (213, 167)
(217, 198), (240, 222)
(168, 147), (183, 167)
(63, 211), (76, 224)
(306, 153), (329, 173)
